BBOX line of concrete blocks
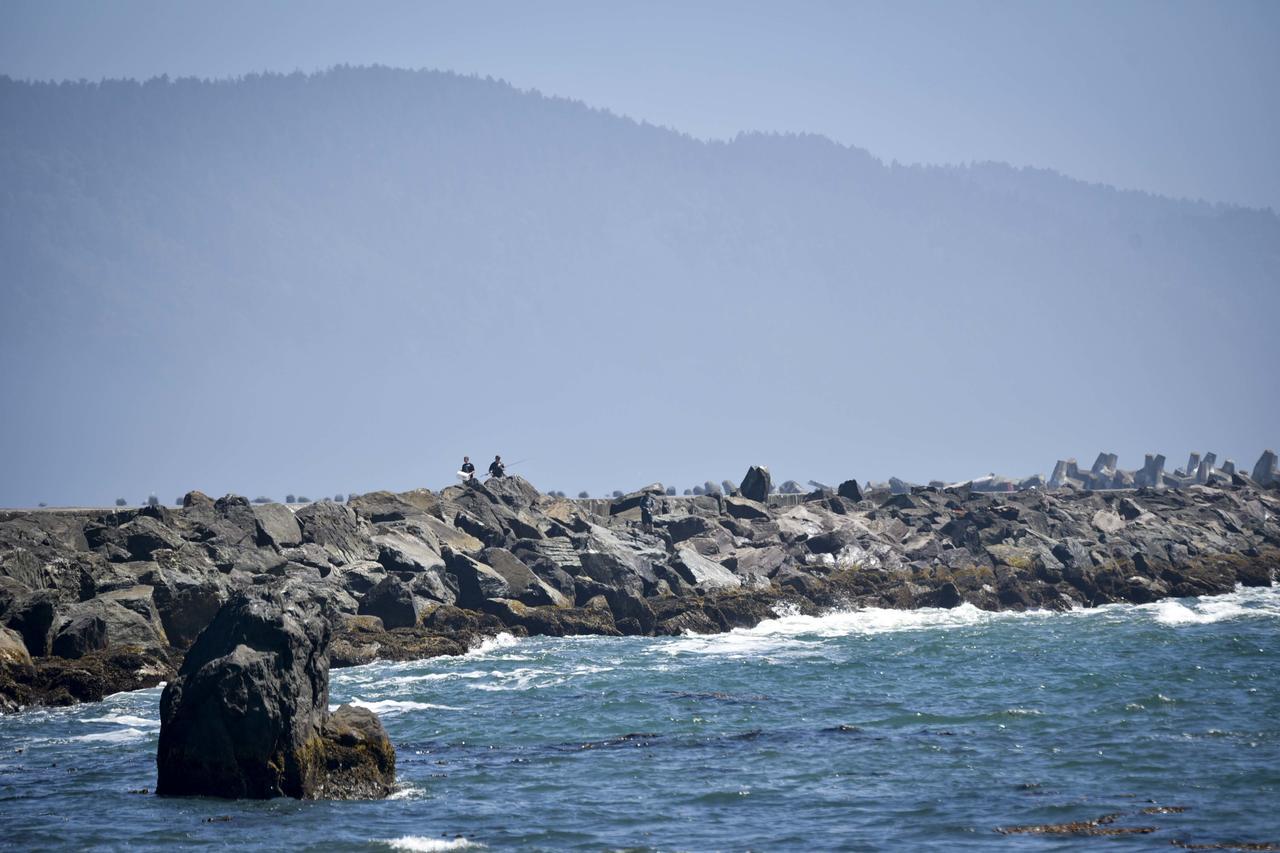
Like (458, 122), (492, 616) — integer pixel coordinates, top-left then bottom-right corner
(1045, 449), (1278, 490)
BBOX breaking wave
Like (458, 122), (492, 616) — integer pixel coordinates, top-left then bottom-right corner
(79, 714), (157, 728)
(1144, 588), (1280, 625)
(333, 699), (463, 715)
(660, 584), (1278, 656)
(382, 836), (484, 851)
(69, 728), (149, 744)
(465, 633), (520, 657)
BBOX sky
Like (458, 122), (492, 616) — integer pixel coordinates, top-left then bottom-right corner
(2, 0), (1279, 211)
(0, 1), (1277, 507)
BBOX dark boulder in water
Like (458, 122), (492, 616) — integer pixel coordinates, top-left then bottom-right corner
(155, 589), (394, 799)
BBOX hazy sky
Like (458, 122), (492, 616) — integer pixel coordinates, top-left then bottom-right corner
(3, 0), (1279, 211)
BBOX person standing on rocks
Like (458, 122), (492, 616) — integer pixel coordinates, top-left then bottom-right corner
(640, 492), (657, 533)
(488, 455), (506, 479)
(460, 456), (475, 481)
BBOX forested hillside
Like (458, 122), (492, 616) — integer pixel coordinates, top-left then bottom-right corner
(1, 67), (1277, 504)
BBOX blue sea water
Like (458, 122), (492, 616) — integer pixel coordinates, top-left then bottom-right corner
(1, 586), (1278, 851)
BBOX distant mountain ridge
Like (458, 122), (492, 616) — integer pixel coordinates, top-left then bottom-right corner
(0, 66), (1276, 506)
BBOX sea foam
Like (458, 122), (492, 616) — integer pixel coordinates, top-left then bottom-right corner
(69, 728), (148, 744)
(660, 584), (1279, 656)
(79, 714), (157, 728)
(382, 836), (484, 851)
(1145, 586), (1278, 625)
(465, 633), (520, 657)
(336, 699), (463, 715)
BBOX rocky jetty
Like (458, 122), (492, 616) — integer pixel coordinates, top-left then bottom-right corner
(156, 588), (395, 799)
(2, 464), (1279, 711)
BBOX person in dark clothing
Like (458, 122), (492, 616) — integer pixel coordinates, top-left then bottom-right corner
(640, 493), (657, 533)
(460, 457), (475, 481)
(488, 455), (506, 478)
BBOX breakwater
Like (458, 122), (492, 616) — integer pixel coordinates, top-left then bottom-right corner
(2, 467), (1278, 712)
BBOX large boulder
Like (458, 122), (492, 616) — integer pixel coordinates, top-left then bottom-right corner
(179, 494), (260, 548)
(739, 466), (772, 503)
(478, 548), (568, 607)
(724, 496), (770, 521)
(252, 504), (302, 549)
(156, 590), (395, 799)
(0, 624), (34, 711)
(657, 514), (717, 544)
(609, 483), (665, 518)
(295, 502), (376, 564)
(444, 551), (516, 609)
(670, 547), (742, 592)
(146, 547), (230, 648)
(348, 491), (431, 524)
(3, 590), (59, 656)
(49, 595), (167, 659)
(576, 525), (663, 596)
(481, 476), (544, 512)
(837, 479), (864, 502)
(372, 529), (444, 573)
(357, 575), (421, 629)
(0, 626), (32, 669)
(371, 530), (454, 604)
(86, 516), (183, 562)
(1252, 450), (1278, 486)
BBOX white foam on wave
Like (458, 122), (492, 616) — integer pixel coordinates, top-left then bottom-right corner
(382, 670), (490, 685)
(382, 836), (484, 851)
(70, 728), (148, 744)
(659, 584), (1279, 655)
(465, 633), (520, 657)
(332, 699), (462, 716)
(755, 602), (1012, 637)
(466, 663), (613, 692)
(1145, 586), (1279, 626)
(79, 714), (157, 728)
(662, 602), (1016, 657)
(387, 784), (426, 801)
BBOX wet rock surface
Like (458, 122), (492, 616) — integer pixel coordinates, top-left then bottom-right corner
(155, 589), (395, 800)
(2, 469), (1279, 711)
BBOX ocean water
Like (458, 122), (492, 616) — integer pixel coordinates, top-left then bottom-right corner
(2, 587), (1278, 851)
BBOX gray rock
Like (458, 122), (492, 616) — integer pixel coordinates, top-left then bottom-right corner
(252, 503), (302, 548)
(1135, 453), (1166, 488)
(146, 548), (229, 648)
(724, 496), (770, 521)
(445, 551), (516, 609)
(1252, 450), (1278, 486)
(50, 596), (167, 658)
(156, 590), (394, 799)
(478, 548), (568, 607)
(357, 575), (421, 629)
(1091, 510), (1124, 535)
(837, 479), (864, 502)
(670, 547), (742, 592)
(296, 502), (376, 563)
(657, 514), (717, 544)
(330, 561), (387, 595)
(87, 516), (183, 562)
(4, 590), (58, 656)
(739, 466), (773, 503)
(372, 529), (444, 574)
(0, 625), (32, 668)
(347, 491), (430, 524)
